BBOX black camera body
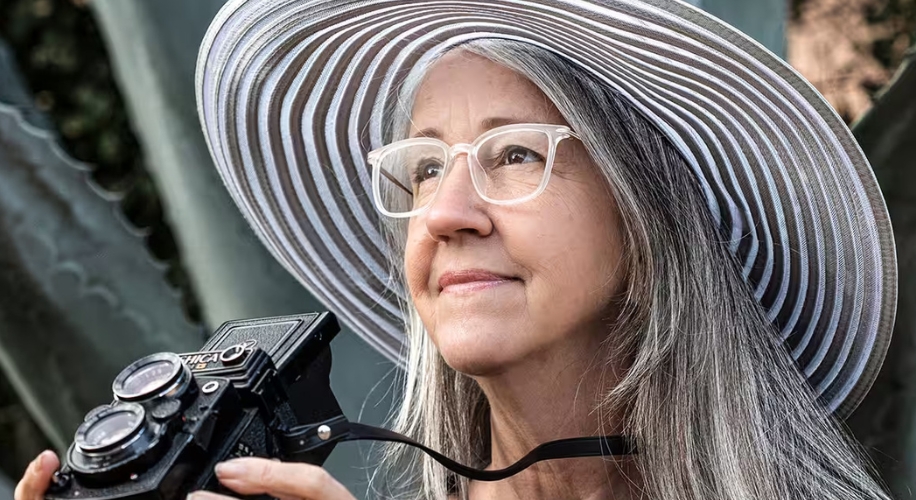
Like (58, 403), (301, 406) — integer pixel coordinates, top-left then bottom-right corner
(46, 312), (346, 500)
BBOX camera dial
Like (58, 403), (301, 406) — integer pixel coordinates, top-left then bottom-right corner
(113, 352), (193, 403)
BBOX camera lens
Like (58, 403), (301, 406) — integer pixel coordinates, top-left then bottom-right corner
(123, 360), (173, 396)
(69, 402), (167, 481)
(113, 352), (192, 402)
(75, 404), (145, 454)
(83, 409), (142, 450)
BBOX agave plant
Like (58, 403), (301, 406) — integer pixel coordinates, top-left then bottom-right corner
(0, 35), (201, 489)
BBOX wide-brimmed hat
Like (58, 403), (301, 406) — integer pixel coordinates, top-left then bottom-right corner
(195, 0), (897, 418)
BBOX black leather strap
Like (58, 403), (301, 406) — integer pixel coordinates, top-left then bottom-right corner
(278, 417), (635, 481)
(340, 423), (635, 481)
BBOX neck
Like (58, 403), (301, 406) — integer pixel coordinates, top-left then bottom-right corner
(469, 338), (640, 500)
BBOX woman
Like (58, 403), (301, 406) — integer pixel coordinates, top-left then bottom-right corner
(15, 0), (898, 499)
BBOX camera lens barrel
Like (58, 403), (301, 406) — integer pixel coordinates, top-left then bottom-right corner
(75, 403), (146, 455)
(113, 352), (193, 403)
(69, 402), (166, 480)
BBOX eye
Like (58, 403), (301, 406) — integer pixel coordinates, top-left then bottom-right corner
(492, 146), (544, 166)
(506, 146), (539, 164)
(411, 159), (444, 184)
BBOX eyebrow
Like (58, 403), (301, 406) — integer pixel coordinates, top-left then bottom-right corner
(411, 116), (536, 139)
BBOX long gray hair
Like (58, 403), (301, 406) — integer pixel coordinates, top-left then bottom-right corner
(369, 39), (890, 500)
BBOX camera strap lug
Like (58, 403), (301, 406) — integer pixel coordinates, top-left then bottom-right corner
(275, 415), (352, 458)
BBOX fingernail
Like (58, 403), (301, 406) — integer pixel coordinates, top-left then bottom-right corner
(214, 460), (245, 479)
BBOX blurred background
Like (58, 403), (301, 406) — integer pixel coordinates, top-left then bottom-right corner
(0, 0), (912, 498)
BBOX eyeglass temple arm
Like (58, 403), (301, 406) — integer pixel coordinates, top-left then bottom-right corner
(380, 168), (412, 195)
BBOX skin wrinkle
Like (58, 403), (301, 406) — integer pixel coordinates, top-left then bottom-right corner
(403, 51), (633, 499)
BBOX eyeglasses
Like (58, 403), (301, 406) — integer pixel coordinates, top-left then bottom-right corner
(368, 123), (580, 218)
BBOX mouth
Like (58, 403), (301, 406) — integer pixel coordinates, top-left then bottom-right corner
(437, 269), (520, 294)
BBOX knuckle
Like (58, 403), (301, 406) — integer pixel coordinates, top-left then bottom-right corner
(303, 465), (330, 493)
(256, 461), (276, 485)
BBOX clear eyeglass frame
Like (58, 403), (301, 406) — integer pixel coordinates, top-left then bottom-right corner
(367, 123), (581, 218)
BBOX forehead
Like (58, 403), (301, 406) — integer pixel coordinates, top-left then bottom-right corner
(409, 50), (567, 139)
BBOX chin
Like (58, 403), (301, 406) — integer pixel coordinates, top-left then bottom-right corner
(431, 322), (522, 376)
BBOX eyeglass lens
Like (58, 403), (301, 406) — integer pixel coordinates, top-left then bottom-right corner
(376, 129), (551, 214)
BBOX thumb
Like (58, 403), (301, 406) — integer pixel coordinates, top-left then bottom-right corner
(14, 450), (60, 500)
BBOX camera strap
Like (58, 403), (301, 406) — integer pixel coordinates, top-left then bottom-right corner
(277, 416), (635, 481)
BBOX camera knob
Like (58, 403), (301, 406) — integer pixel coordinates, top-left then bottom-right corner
(219, 344), (248, 366)
(47, 469), (71, 492)
(150, 398), (183, 420)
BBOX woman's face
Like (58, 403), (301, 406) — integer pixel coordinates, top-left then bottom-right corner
(404, 51), (624, 376)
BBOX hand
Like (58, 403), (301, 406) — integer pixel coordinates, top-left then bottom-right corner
(14, 450), (60, 500)
(187, 458), (357, 500)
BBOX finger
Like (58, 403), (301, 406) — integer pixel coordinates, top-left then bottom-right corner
(214, 458), (355, 500)
(186, 490), (238, 500)
(14, 450), (60, 500)
(187, 484), (296, 500)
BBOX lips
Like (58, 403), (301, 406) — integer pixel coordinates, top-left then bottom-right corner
(437, 269), (518, 294)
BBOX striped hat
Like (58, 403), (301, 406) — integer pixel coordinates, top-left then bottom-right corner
(195, 0), (897, 417)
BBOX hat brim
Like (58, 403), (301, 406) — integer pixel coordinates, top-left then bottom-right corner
(195, 0), (896, 418)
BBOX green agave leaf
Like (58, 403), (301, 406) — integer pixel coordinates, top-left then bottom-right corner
(0, 96), (200, 450)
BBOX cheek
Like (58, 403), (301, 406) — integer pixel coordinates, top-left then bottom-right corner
(404, 222), (434, 302)
(523, 192), (624, 313)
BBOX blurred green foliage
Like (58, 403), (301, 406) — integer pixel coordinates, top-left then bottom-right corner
(2, 0), (137, 185)
(0, 0), (200, 482)
(0, 0), (199, 319)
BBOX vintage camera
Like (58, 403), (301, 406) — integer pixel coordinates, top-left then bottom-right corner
(42, 312), (635, 500)
(45, 312), (350, 500)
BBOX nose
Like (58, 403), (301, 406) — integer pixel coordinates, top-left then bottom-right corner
(423, 154), (493, 242)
